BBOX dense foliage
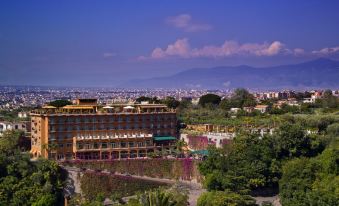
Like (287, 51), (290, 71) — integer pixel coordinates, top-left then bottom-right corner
(220, 88), (256, 109)
(197, 115), (338, 205)
(126, 186), (188, 206)
(199, 124), (330, 192)
(0, 131), (66, 206)
(0, 108), (31, 121)
(279, 148), (339, 205)
(197, 190), (257, 206)
(135, 96), (161, 104)
(198, 94), (221, 107)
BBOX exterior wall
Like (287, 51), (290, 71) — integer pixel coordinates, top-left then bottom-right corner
(31, 112), (177, 160)
(0, 121), (27, 136)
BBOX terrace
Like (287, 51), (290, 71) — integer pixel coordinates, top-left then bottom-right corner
(30, 103), (175, 115)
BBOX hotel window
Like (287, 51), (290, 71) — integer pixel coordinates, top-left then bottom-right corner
(100, 124), (105, 130)
(109, 124), (115, 130)
(93, 143), (99, 149)
(58, 143), (64, 148)
(111, 142), (118, 148)
(50, 126), (55, 132)
(57, 154), (64, 160)
(146, 140), (152, 146)
(67, 126), (72, 131)
(66, 133), (72, 139)
(85, 144), (90, 149)
(66, 153), (72, 159)
(120, 142), (127, 148)
(142, 116), (146, 121)
(49, 134), (56, 141)
(101, 143), (108, 149)
(66, 143), (72, 148)
(58, 134), (64, 140)
(138, 142), (144, 147)
(129, 142), (135, 147)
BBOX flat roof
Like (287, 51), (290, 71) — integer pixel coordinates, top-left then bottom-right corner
(42, 106), (57, 109)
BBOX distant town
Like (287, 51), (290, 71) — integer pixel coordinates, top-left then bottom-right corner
(1, 85), (338, 109)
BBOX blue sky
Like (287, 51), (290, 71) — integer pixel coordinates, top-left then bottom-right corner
(0, 0), (338, 87)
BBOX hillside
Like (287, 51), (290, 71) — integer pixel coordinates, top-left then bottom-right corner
(121, 58), (339, 89)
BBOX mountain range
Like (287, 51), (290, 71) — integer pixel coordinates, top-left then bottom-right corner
(121, 58), (339, 89)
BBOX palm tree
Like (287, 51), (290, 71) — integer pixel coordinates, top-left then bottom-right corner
(138, 189), (178, 206)
(41, 142), (58, 160)
(175, 140), (188, 158)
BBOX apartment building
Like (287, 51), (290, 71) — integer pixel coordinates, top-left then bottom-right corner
(30, 99), (177, 160)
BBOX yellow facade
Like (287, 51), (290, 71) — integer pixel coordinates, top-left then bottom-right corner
(30, 101), (177, 160)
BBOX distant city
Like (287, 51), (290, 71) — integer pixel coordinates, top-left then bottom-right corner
(1, 85), (338, 109)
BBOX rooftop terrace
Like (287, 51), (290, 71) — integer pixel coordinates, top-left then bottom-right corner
(30, 99), (175, 115)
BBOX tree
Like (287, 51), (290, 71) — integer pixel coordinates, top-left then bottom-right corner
(0, 131), (66, 206)
(48, 99), (72, 108)
(197, 190), (257, 206)
(279, 148), (339, 206)
(274, 123), (325, 159)
(220, 88), (256, 110)
(327, 123), (339, 137)
(199, 94), (221, 107)
(135, 96), (160, 104)
(162, 97), (180, 109)
(129, 188), (188, 206)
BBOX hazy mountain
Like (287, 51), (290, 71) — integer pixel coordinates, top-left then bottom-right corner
(121, 58), (339, 89)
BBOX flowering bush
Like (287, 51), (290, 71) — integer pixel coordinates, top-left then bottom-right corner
(187, 135), (209, 150)
(80, 172), (168, 200)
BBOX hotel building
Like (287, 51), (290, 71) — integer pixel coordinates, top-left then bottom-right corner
(30, 99), (178, 160)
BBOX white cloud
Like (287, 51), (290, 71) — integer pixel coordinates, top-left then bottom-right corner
(103, 52), (116, 58)
(139, 39), (288, 60)
(166, 14), (212, 32)
(150, 38), (191, 59)
(312, 46), (339, 55)
(293, 48), (305, 55)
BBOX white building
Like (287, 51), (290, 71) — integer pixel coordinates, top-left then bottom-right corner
(0, 121), (27, 136)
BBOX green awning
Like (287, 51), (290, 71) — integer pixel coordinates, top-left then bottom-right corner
(153, 136), (177, 141)
(191, 150), (209, 156)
